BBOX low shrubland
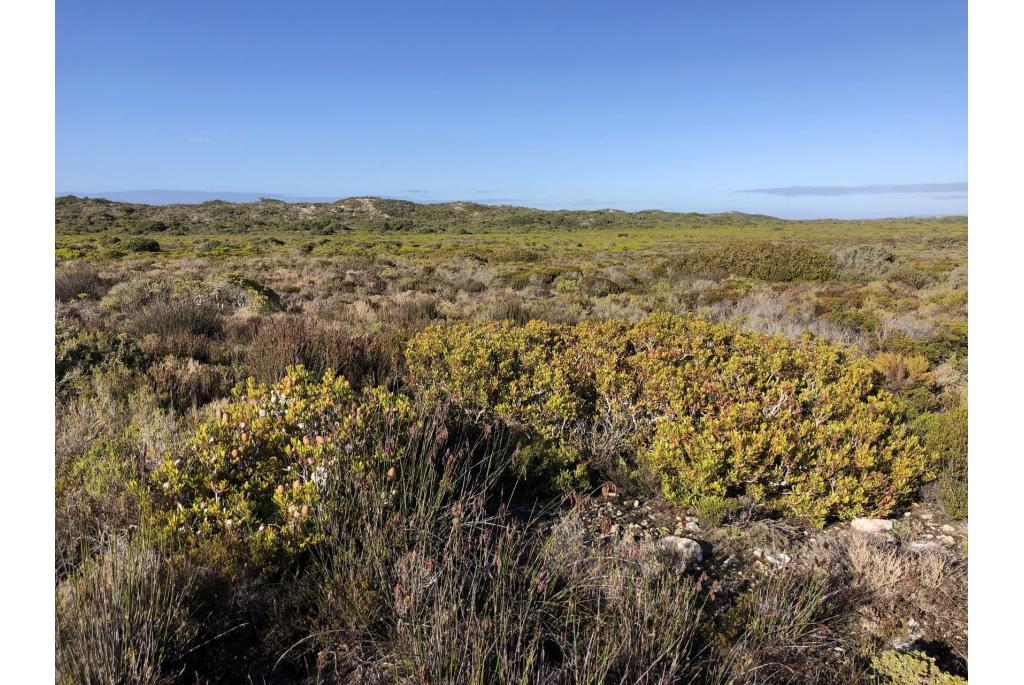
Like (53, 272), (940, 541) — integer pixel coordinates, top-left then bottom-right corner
(54, 198), (967, 683)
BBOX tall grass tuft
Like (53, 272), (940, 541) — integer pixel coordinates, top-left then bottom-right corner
(56, 535), (194, 685)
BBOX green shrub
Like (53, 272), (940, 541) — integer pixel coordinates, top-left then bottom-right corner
(123, 237), (161, 253)
(871, 650), (966, 684)
(924, 404), (968, 519)
(694, 495), (737, 527)
(149, 366), (414, 565)
(406, 313), (930, 524)
(675, 242), (836, 282)
(219, 273), (282, 312)
(56, 318), (145, 394)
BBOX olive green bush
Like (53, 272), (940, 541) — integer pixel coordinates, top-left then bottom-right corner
(406, 313), (930, 524)
(122, 236), (161, 253)
(149, 366), (413, 564)
(872, 650), (966, 685)
(924, 404), (968, 519)
(675, 242), (836, 282)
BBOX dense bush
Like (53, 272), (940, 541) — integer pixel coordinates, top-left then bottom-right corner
(832, 244), (900, 280)
(129, 298), (224, 340)
(406, 313), (929, 524)
(215, 273), (282, 312)
(924, 403), (968, 519)
(56, 317), (145, 394)
(122, 237), (161, 253)
(150, 366), (413, 564)
(675, 242), (836, 282)
(872, 650), (966, 684)
(55, 264), (107, 301)
(148, 355), (232, 410)
(246, 315), (402, 387)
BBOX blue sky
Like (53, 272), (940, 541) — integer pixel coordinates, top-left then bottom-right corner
(57, 1), (966, 218)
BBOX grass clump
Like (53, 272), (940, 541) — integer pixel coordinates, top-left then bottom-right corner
(56, 537), (195, 685)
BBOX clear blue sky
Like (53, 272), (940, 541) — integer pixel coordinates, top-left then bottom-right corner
(57, 0), (966, 218)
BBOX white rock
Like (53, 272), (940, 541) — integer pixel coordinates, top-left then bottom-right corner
(685, 520), (701, 532)
(908, 540), (940, 553)
(763, 550), (791, 566)
(937, 535), (956, 546)
(940, 524), (956, 534)
(656, 536), (703, 568)
(851, 518), (894, 534)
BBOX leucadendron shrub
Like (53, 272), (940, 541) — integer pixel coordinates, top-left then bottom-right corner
(406, 312), (930, 525)
(150, 366), (413, 564)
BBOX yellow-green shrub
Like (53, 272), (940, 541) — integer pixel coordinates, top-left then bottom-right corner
(674, 242), (836, 282)
(406, 313), (929, 524)
(924, 403), (968, 519)
(871, 650), (966, 685)
(150, 366), (413, 563)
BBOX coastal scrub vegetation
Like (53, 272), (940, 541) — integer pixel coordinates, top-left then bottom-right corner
(55, 196), (967, 683)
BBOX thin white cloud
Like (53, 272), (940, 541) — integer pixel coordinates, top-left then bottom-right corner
(739, 182), (967, 197)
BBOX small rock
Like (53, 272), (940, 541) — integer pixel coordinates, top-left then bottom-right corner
(937, 535), (955, 546)
(891, 618), (923, 651)
(851, 517), (894, 534)
(919, 512), (934, 521)
(940, 524), (955, 534)
(908, 539), (940, 553)
(656, 536), (703, 568)
(633, 500), (640, 509)
(685, 520), (701, 532)
(763, 550), (791, 566)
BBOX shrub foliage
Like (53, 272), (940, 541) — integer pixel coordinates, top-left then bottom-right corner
(150, 366), (413, 562)
(406, 313), (929, 524)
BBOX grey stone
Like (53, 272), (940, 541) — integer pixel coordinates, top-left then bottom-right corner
(655, 536), (703, 568)
(851, 517), (894, 534)
(908, 540), (940, 553)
